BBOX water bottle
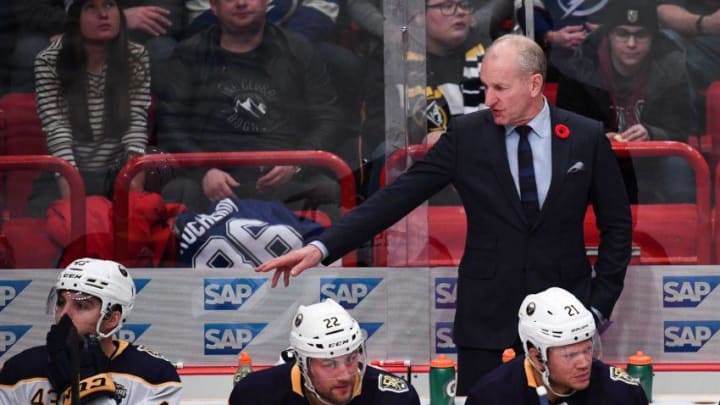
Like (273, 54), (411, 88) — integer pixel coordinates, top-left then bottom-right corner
(626, 351), (653, 402)
(232, 351), (253, 387)
(429, 354), (455, 405)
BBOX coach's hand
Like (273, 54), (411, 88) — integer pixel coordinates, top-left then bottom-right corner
(255, 245), (323, 287)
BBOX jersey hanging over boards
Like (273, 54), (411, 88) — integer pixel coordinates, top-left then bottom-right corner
(174, 198), (324, 268)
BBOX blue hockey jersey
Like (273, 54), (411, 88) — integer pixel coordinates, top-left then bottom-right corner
(466, 356), (648, 405)
(174, 198), (324, 268)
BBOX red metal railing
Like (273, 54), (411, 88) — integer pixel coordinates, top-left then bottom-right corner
(0, 155), (87, 256)
(377, 141), (711, 265)
(113, 151), (356, 265)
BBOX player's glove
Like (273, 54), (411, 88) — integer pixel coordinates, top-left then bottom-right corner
(47, 314), (116, 404)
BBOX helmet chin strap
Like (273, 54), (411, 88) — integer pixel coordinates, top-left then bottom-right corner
(529, 354), (575, 398)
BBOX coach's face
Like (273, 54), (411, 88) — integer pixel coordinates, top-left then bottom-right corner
(481, 42), (543, 127)
(211, 0), (268, 35)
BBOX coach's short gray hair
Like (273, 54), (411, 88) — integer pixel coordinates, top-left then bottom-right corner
(488, 34), (547, 80)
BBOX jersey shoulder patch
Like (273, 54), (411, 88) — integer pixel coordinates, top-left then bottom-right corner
(609, 366), (640, 386)
(136, 344), (169, 361)
(377, 373), (410, 393)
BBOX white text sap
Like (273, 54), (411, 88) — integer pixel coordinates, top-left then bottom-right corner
(205, 283), (253, 305)
(665, 326), (714, 348)
(664, 281), (712, 303)
(436, 327), (455, 349)
(0, 286), (16, 306)
(205, 328), (254, 350)
(435, 282), (457, 304)
(0, 331), (17, 352)
(321, 283), (369, 305)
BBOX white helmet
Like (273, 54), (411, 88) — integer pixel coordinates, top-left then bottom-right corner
(518, 287), (596, 361)
(289, 299), (366, 403)
(55, 258), (135, 338)
(518, 287), (597, 397)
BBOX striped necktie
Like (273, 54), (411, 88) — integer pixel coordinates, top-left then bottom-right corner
(516, 125), (539, 226)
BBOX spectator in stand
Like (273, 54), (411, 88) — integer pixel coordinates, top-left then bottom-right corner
(515, 0), (609, 80)
(156, 0), (344, 216)
(658, 0), (720, 97)
(554, 0), (697, 203)
(360, 0), (489, 199)
(7, 0), (180, 92)
(182, 0), (362, 171)
(29, 0), (151, 216)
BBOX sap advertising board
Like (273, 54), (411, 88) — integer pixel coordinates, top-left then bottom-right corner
(3, 267), (720, 365)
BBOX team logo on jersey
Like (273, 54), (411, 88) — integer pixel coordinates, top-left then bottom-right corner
(204, 322), (267, 355)
(435, 322), (457, 354)
(556, 0), (608, 19)
(425, 99), (447, 130)
(0, 280), (30, 313)
(664, 321), (720, 352)
(116, 323), (151, 343)
(610, 366), (639, 385)
(360, 322), (383, 340)
(435, 277), (457, 309)
(320, 278), (382, 309)
(663, 276), (720, 308)
(378, 373), (410, 393)
(204, 278), (268, 310)
(0, 325), (31, 359)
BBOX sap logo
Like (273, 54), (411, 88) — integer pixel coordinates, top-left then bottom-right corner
(0, 325), (31, 358)
(320, 278), (382, 309)
(435, 322), (456, 354)
(360, 322), (383, 340)
(116, 324), (151, 343)
(435, 278), (457, 309)
(204, 278), (267, 310)
(134, 279), (151, 294)
(663, 276), (720, 308)
(664, 321), (720, 352)
(0, 280), (31, 313)
(204, 323), (267, 355)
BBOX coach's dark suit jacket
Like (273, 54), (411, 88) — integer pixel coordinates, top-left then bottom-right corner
(317, 106), (632, 350)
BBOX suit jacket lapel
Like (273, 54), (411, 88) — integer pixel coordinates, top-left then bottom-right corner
(489, 122), (527, 226)
(535, 107), (571, 228)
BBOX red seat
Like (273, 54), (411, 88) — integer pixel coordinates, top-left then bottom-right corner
(374, 141), (712, 266)
(0, 93), (47, 218)
(544, 82), (558, 105)
(112, 151), (357, 266)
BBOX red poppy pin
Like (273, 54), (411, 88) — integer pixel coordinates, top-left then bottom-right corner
(554, 124), (570, 139)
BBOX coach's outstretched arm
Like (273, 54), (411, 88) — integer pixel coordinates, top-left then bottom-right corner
(256, 245), (324, 287)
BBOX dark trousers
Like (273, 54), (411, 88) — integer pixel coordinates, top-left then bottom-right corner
(456, 339), (524, 396)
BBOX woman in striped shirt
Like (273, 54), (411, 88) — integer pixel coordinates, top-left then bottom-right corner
(29, 0), (150, 216)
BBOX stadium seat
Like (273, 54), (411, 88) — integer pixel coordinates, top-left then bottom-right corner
(374, 141), (712, 266)
(0, 93), (47, 217)
(0, 156), (86, 269)
(544, 82), (558, 105)
(112, 151), (357, 266)
(687, 81), (720, 158)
